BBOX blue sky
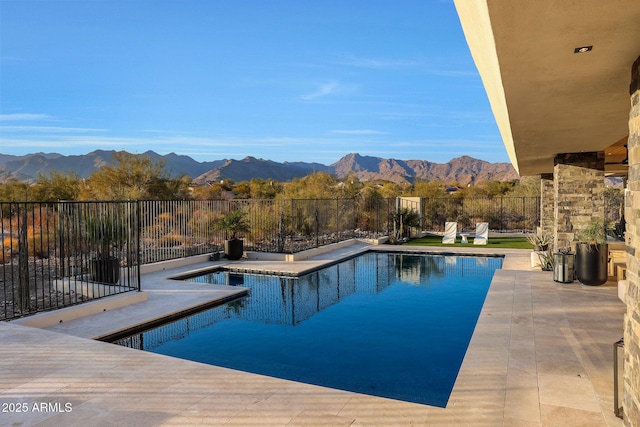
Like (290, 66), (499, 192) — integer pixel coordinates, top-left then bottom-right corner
(0, 0), (507, 165)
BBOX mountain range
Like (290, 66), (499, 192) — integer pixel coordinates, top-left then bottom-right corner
(0, 150), (520, 185)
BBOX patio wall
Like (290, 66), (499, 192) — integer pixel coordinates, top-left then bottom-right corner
(624, 54), (640, 427)
(540, 173), (554, 237)
(553, 152), (605, 252)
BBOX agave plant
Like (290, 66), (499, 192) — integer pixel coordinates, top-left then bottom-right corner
(526, 231), (551, 251)
(536, 249), (554, 271)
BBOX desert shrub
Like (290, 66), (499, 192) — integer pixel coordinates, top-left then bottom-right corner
(1, 237), (18, 263)
(27, 231), (52, 258)
(158, 233), (186, 247)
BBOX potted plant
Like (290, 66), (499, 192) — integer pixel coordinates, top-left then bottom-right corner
(537, 248), (554, 271)
(392, 207), (421, 243)
(216, 210), (250, 260)
(87, 216), (126, 284)
(527, 231), (553, 271)
(526, 231), (551, 251)
(575, 219), (608, 286)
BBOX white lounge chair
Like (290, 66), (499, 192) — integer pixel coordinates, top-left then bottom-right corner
(474, 222), (488, 245)
(442, 222), (457, 244)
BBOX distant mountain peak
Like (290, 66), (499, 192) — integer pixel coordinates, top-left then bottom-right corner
(331, 153), (519, 185)
(0, 150), (520, 185)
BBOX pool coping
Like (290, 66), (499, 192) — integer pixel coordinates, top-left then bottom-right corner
(168, 248), (506, 280)
(33, 242), (528, 341)
(93, 290), (249, 343)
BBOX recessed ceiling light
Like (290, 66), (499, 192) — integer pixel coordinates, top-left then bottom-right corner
(574, 46), (593, 53)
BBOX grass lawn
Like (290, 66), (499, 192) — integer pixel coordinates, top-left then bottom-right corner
(405, 235), (532, 249)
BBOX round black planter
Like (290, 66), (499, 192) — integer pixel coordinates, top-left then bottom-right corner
(224, 238), (244, 260)
(90, 256), (120, 284)
(575, 242), (608, 286)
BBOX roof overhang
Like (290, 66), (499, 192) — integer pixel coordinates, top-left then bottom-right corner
(454, 0), (640, 176)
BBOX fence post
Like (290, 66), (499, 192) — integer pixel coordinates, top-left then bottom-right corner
(353, 198), (357, 234)
(136, 200), (141, 292)
(335, 199), (339, 237)
(17, 204), (30, 311)
(315, 208), (320, 248)
(278, 212), (285, 253)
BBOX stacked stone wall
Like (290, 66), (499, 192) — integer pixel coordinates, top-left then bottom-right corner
(540, 173), (554, 238)
(553, 152), (605, 251)
(624, 55), (640, 426)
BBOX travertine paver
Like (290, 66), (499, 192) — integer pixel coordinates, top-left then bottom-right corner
(0, 244), (625, 426)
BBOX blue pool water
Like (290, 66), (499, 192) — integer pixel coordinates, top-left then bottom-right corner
(115, 252), (502, 407)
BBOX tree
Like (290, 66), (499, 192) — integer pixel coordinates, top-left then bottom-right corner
(339, 174), (363, 198)
(485, 179), (518, 196)
(83, 151), (187, 200)
(233, 181), (252, 198)
(147, 174), (191, 200)
(0, 180), (30, 202)
(457, 180), (518, 198)
(359, 184), (382, 202)
(278, 171), (339, 199)
(249, 178), (282, 199)
(409, 180), (445, 198)
(506, 176), (541, 197)
(31, 170), (82, 201)
(372, 181), (402, 198)
(192, 183), (224, 200)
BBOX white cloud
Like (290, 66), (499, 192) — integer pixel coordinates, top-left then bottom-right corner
(336, 55), (419, 69)
(301, 81), (340, 100)
(1, 125), (106, 133)
(334, 54), (477, 78)
(330, 130), (387, 135)
(0, 113), (53, 121)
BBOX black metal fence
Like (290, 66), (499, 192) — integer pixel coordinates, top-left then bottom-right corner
(138, 198), (396, 261)
(135, 197), (540, 263)
(418, 197), (541, 232)
(1, 201), (140, 320)
(1, 196), (541, 320)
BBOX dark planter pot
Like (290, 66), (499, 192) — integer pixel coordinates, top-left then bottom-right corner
(575, 242), (608, 286)
(224, 238), (244, 261)
(90, 256), (120, 284)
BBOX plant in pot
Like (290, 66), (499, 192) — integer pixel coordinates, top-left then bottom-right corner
(87, 216), (125, 284)
(537, 248), (554, 271)
(527, 231), (553, 271)
(575, 219), (608, 286)
(526, 231), (551, 252)
(391, 207), (421, 243)
(216, 210), (250, 260)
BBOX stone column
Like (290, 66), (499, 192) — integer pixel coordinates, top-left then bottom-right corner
(624, 55), (640, 426)
(553, 152), (605, 251)
(539, 173), (554, 237)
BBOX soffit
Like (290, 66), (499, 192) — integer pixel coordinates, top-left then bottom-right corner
(454, 0), (640, 176)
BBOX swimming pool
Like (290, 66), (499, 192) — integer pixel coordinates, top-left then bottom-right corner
(115, 251), (502, 407)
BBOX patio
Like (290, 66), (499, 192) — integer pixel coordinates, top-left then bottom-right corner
(0, 243), (625, 426)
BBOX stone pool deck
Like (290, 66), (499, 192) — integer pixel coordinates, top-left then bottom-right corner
(0, 243), (626, 426)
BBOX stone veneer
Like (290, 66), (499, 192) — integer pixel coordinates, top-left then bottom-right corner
(539, 173), (554, 238)
(552, 152), (605, 251)
(624, 55), (640, 426)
